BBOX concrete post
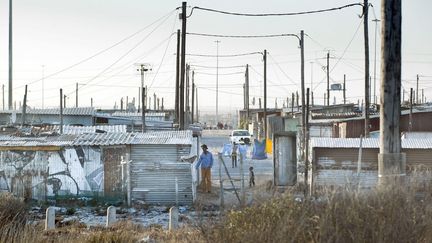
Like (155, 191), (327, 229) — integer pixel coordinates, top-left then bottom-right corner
(106, 206), (116, 227)
(169, 206), (179, 231)
(45, 207), (55, 230)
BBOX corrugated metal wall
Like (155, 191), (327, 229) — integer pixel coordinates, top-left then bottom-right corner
(313, 148), (379, 188)
(130, 144), (193, 205)
(313, 147), (432, 188)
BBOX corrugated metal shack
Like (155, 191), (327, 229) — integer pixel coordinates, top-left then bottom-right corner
(310, 137), (432, 189)
(0, 128), (195, 205)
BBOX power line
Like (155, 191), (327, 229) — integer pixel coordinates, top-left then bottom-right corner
(187, 32), (299, 40)
(17, 9), (177, 90)
(268, 53), (298, 87)
(188, 3), (362, 17)
(190, 64), (245, 69)
(195, 71), (244, 76)
(69, 11), (175, 96)
(186, 52), (263, 58)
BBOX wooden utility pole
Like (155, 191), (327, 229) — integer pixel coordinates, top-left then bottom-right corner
(142, 87), (146, 132)
(2, 84), (4, 110)
(63, 95), (67, 108)
(196, 86), (199, 123)
(291, 93), (294, 114)
(326, 52), (330, 106)
(343, 74), (347, 104)
(305, 88), (310, 187)
(138, 87), (141, 112)
(311, 91), (314, 106)
(300, 30), (306, 183)
(153, 93), (156, 110)
(409, 88), (413, 132)
(416, 74), (419, 104)
(245, 64), (250, 119)
(186, 64), (190, 113)
(379, 0), (405, 184)
(76, 82), (78, 108)
(60, 89), (63, 134)
(161, 98), (164, 110)
(21, 85), (27, 126)
(191, 76), (195, 124)
(263, 50), (267, 141)
(175, 29), (180, 124)
(364, 0), (370, 137)
(179, 1), (187, 130)
(8, 0), (13, 110)
(296, 91), (299, 110)
(422, 89), (424, 104)
(91, 98), (93, 108)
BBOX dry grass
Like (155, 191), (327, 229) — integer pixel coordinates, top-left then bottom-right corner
(1, 175), (432, 242)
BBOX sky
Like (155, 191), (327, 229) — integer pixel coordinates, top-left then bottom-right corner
(0, 0), (431, 113)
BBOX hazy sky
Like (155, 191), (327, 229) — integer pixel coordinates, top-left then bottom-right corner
(0, 0), (431, 113)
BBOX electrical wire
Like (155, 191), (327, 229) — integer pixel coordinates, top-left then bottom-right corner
(187, 32), (299, 40)
(312, 18), (364, 91)
(268, 53), (298, 87)
(17, 9), (177, 90)
(187, 3), (362, 17)
(186, 52), (263, 58)
(147, 13), (178, 90)
(195, 71), (244, 76)
(190, 64), (246, 69)
(69, 11), (175, 96)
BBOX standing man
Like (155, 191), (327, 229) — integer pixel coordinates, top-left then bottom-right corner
(195, 144), (213, 193)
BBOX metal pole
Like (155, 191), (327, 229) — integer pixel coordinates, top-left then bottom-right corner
(218, 153), (224, 210)
(2, 85), (4, 110)
(75, 83), (78, 108)
(409, 88), (413, 132)
(305, 88), (310, 188)
(240, 152), (245, 207)
(196, 87), (199, 123)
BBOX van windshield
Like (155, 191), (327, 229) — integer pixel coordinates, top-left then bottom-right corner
(233, 131), (249, 136)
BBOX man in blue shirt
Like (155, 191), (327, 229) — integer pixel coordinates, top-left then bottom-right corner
(195, 144), (213, 193)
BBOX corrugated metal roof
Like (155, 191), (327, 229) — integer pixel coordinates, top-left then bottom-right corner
(311, 137), (432, 149)
(0, 130), (192, 147)
(0, 107), (95, 116)
(59, 125), (127, 134)
(131, 130), (193, 145)
(111, 112), (165, 117)
(72, 133), (135, 146)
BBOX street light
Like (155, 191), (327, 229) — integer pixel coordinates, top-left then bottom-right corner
(135, 63), (151, 132)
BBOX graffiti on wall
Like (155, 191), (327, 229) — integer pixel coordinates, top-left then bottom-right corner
(0, 146), (104, 200)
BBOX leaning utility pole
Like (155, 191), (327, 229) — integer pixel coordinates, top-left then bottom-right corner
(263, 50), (267, 141)
(379, 0), (405, 185)
(179, 2), (187, 130)
(175, 29), (180, 124)
(326, 52), (330, 106)
(364, 0), (370, 137)
(8, 0), (13, 110)
(21, 85), (27, 126)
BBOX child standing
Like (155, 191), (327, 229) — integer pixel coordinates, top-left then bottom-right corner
(249, 166), (255, 187)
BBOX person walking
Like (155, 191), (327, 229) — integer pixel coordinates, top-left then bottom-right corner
(249, 166), (255, 187)
(195, 144), (214, 193)
(231, 143), (238, 168)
